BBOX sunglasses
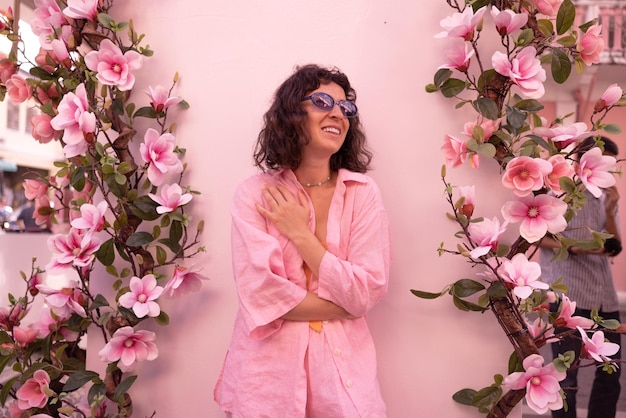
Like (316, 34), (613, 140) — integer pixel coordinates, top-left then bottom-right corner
(302, 92), (359, 118)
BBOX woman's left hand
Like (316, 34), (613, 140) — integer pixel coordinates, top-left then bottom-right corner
(257, 184), (311, 241)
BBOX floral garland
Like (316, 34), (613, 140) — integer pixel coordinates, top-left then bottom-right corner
(0, 0), (206, 417)
(415, 0), (623, 416)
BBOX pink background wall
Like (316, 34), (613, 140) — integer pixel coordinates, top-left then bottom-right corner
(3, 1), (625, 417)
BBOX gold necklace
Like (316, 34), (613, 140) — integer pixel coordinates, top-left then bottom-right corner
(299, 174), (332, 187)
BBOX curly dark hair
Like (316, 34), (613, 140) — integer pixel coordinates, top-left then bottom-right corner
(253, 64), (372, 173)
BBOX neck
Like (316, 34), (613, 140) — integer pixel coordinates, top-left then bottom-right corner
(298, 173), (332, 187)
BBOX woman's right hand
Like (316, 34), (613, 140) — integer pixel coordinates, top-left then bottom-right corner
(257, 184), (311, 241)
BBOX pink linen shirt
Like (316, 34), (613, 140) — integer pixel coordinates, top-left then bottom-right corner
(214, 168), (391, 417)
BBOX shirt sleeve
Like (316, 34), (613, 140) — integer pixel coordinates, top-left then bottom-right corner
(316, 180), (391, 317)
(230, 179), (308, 340)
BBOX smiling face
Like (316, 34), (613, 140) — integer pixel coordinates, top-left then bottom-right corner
(301, 81), (350, 162)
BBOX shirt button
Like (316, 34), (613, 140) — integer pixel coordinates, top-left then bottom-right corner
(346, 379), (353, 388)
(334, 348), (341, 356)
(322, 320), (329, 324)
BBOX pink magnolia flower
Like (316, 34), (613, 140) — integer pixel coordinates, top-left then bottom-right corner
(0, 303), (28, 329)
(544, 154), (575, 194)
(45, 228), (101, 272)
(442, 134), (468, 167)
(577, 326), (620, 363)
(526, 316), (556, 343)
(468, 217), (508, 258)
(163, 264), (209, 297)
(50, 38), (70, 67)
(436, 6), (487, 41)
(0, 54), (16, 83)
(439, 39), (474, 73)
(37, 308), (79, 341)
(70, 201), (108, 232)
(98, 326), (158, 372)
(12, 325), (39, 347)
(502, 156), (553, 197)
(63, 0), (98, 21)
(148, 183), (193, 214)
(534, 122), (589, 150)
(456, 185), (475, 217)
(5, 74), (32, 104)
(16, 370), (52, 410)
(491, 8), (528, 35)
(50, 83), (96, 158)
(118, 274), (163, 318)
(555, 295), (595, 329)
(139, 128), (183, 186)
(492, 46), (546, 99)
(30, 113), (58, 144)
(32, 0), (67, 48)
(84, 39), (143, 91)
(36, 280), (87, 318)
(501, 194), (567, 243)
(577, 147), (616, 198)
(594, 83), (623, 112)
(528, 0), (563, 17)
(145, 85), (183, 113)
(500, 253), (549, 299)
(23, 179), (49, 200)
(578, 25), (604, 66)
(503, 353), (566, 414)
(463, 118), (500, 142)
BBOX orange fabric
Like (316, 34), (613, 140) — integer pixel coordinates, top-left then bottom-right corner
(304, 263), (323, 332)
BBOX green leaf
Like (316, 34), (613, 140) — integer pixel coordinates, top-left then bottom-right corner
(97, 13), (115, 28)
(473, 97), (499, 120)
(453, 388), (477, 406)
(601, 319), (621, 330)
(133, 106), (159, 119)
(514, 99), (544, 112)
(88, 382), (106, 405)
(114, 375), (138, 402)
(156, 245), (167, 265)
(169, 220), (183, 245)
(410, 289), (444, 299)
(118, 161), (133, 174)
(452, 279), (485, 298)
(126, 231), (154, 247)
(440, 78), (466, 98)
(0, 375), (19, 405)
(105, 265), (119, 277)
(506, 106), (526, 131)
(453, 295), (488, 312)
(537, 19), (555, 37)
(603, 123), (622, 134)
(508, 351), (523, 374)
(434, 68), (452, 87)
(155, 310), (170, 326)
(63, 370), (101, 392)
(425, 83), (439, 93)
(556, 0), (576, 35)
(96, 238), (116, 266)
(472, 385), (502, 408)
(557, 35), (577, 48)
(29, 66), (55, 80)
(551, 48), (572, 84)
(516, 28), (534, 47)
(89, 294), (110, 311)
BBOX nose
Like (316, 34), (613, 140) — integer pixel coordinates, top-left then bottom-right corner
(328, 102), (345, 119)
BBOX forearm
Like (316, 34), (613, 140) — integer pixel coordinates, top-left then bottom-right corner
(281, 292), (355, 321)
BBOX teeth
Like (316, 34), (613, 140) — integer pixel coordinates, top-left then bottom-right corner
(323, 127), (340, 134)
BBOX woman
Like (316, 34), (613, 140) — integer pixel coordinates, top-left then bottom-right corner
(214, 64), (390, 418)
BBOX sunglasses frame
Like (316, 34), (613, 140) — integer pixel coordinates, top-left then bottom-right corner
(302, 92), (359, 119)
